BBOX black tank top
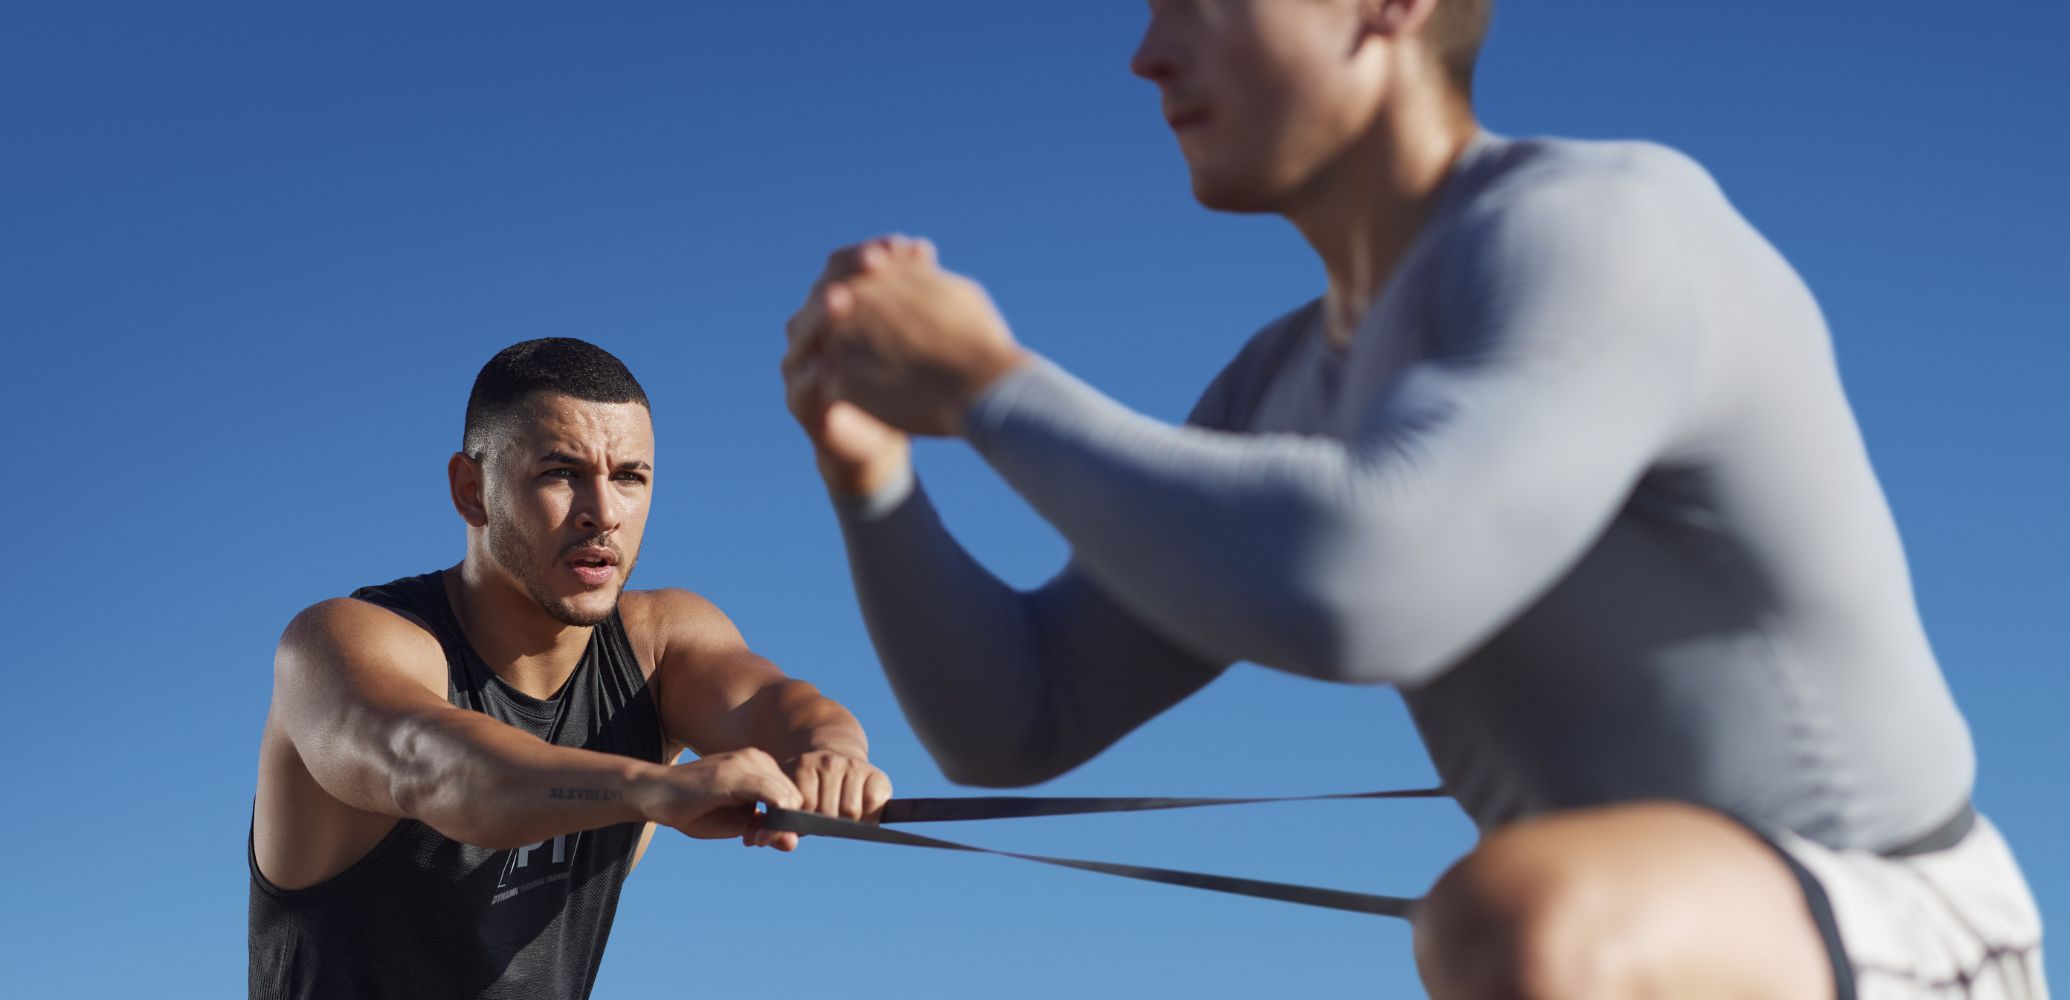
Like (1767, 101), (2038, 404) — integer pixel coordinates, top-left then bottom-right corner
(249, 571), (667, 1000)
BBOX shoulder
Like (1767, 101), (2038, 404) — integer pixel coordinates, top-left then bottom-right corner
(274, 596), (447, 693)
(618, 588), (746, 656)
(1427, 137), (1731, 322)
(280, 596), (442, 656)
(1477, 135), (1716, 200)
(1393, 137), (1745, 381)
(618, 589), (780, 720)
(1447, 136), (1724, 256)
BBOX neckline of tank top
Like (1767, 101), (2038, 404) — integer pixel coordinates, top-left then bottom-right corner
(428, 569), (605, 714)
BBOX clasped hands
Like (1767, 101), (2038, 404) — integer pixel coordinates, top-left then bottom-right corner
(782, 236), (1031, 495)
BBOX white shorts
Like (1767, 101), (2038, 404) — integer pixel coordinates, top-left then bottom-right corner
(1764, 812), (2047, 999)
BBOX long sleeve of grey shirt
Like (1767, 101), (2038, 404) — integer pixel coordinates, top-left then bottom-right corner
(834, 134), (1975, 851)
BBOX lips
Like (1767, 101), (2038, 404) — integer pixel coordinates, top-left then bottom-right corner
(564, 545), (619, 587)
(1165, 106), (1210, 131)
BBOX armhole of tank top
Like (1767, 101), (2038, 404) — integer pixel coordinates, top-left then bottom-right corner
(602, 610), (670, 764)
(347, 589), (443, 650)
(249, 814), (417, 901)
(351, 582), (466, 699)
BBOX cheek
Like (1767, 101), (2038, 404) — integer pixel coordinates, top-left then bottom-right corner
(1231, 17), (1371, 158)
(493, 484), (568, 536)
(617, 492), (651, 537)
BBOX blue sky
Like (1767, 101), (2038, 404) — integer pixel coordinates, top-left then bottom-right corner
(2, 3), (2063, 996)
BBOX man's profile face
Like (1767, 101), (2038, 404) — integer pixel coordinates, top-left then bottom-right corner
(477, 392), (654, 627)
(1132, 0), (1388, 213)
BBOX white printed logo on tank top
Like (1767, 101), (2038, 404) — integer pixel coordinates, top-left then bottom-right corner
(493, 832), (584, 904)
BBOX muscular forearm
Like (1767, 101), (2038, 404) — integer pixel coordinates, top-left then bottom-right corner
(386, 707), (665, 850)
(743, 678), (870, 761)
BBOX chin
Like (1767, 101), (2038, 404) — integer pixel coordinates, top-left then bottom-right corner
(1188, 168), (1286, 215)
(546, 599), (617, 628)
(541, 587), (623, 628)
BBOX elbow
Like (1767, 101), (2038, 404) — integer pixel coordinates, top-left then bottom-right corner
(1270, 610), (1375, 685)
(925, 732), (1079, 789)
(935, 755), (1037, 789)
(1227, 515), (1466, 685)
(386, 724), (471, 841)
(936, 755), (1076, 790)
(386, 716), (527, 850)
(1251, 580), (1433, 686)
(914, 700), (1089, 789)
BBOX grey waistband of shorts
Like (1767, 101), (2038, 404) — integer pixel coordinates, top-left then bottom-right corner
(1883, 801), (1976, 858)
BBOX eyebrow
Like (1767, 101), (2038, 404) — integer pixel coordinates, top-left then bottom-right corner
(537, 450), (652, 473)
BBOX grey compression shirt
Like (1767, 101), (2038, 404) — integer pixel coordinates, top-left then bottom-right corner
(836, 133), (1974, 853)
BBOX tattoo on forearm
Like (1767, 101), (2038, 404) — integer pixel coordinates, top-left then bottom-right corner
(547, 787), (624, 802)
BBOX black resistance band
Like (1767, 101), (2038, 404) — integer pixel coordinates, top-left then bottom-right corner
(760, 786), (1446, 918)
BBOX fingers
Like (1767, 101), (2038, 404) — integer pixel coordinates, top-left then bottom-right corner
(820, 766), (847, 821)
(725, 750), (801, 852)
(727, 747), (802, 812)
(861, 768), (893, 823)
(819, 237), (893, 283)
(835, 762), (889, 821)
(786, 274), (857, 353)
(795, 235), (904, 340)
(837, 766), (865, 821)
(714, 752), (892, 854)
(792, 233), (934, 351)
(785, 292), (832, 355)
(883, 234), (936, 269)
(823, 281), (857, 324)
(786, 752), (892, 822)
(742, 818), (800, 853)
(787, 246), (865, 355)
(830, 233), (929, 276)
(780, 341), (827, 420)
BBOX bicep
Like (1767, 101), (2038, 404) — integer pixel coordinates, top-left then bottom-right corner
(1271, 176), (1703, 678)
(1366, 172), (1699, 577)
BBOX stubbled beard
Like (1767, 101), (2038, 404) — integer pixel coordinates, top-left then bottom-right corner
(487, 519), (625, 627)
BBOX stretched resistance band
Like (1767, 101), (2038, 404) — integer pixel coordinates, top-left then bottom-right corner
(760, 786), (1446, 919)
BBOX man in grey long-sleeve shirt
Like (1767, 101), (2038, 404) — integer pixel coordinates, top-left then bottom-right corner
(779, 1), (2043, 997)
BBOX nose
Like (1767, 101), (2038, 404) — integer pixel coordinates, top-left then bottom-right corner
(1130, 7), (1181, 84)
(572, 475), (622, 535)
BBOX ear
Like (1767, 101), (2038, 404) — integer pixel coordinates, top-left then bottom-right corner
(1361, 0), (1442, 39)
(449, 452), (489, 528)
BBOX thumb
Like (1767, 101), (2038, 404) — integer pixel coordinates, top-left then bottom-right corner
(745, 770), (803, 812)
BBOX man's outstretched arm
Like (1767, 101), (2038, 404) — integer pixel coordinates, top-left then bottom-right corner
(631, 588), (891, 846)
(266, 597), (801, 852)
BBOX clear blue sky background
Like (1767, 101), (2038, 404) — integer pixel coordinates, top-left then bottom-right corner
(3, 3), (2063, 996)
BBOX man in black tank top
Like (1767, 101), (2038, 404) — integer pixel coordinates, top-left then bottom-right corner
(251, 339), (892, 1000)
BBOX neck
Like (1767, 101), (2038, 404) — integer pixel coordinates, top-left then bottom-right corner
(447, 550), (595, 699)
(1284, 98), (1478, 350)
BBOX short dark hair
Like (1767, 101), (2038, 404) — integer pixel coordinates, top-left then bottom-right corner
(1425, 0), (1494, 101)
(461, 338), (650, 458)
